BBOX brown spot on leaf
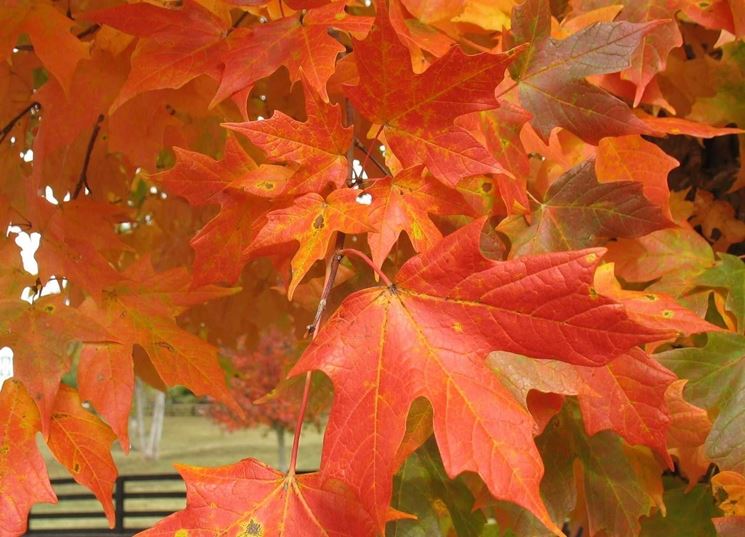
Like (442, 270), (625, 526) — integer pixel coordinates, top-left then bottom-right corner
(155, 341), (175, 352)
(313, 214), (324, 229)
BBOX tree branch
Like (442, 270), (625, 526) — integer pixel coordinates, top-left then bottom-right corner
(354, 136), (389, 177)
(228, 12), (249, 34)
(0, 101), (40, 144)
(72, 114), (105, 199)
(14, 25), (100, 52)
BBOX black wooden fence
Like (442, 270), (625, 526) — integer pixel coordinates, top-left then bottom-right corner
(26, 474), (186, 537)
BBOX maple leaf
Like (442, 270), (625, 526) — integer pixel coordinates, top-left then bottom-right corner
(535, 402), (661, 537)
(0, 296), (113, 432)
(78, 343), (133, 451)
(0, 2), (90, 92)
(697, 253), (745, 332)
(152, 138), (288, 285)
(83, 0), (227, 110)
(639, 480), (720, 536)
(596, 134), (680, 220)
(612, 0), (684, 106)
(0, 379), (57, 536)
(664, 380), (712, 485)
(593, 263), (721, 337)
(153, 137), (276, 206)
(499, 160), (672, 256)
(605, 227), (715, 284)
(345, 6), (515, 185)
(47, 385), (117, 526)
(225, 80), (353, 195)
(30, 198), (129, 298)
(291, 219), (668, 531)
(488, 347), (677, 463)
(77, 266), (242, 438)
(214, 1), (372, 104)
(712, 471), (745, 517)
(658, 333), (745, 473)
(389, 437), (489, 536)
(715, 516), (745, 537)
(137, 458), (376, 537)
(363, 165), (471, 268)
(455, 103), (532, 213)
(246, 189), (375, 299)
(509, 0), (658, 144)
(640, 114), (744, 139)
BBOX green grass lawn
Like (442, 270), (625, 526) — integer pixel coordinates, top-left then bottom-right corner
(29, 416), (324, 532)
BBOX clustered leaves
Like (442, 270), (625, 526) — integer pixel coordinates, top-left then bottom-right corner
(1, 0), (745, 536)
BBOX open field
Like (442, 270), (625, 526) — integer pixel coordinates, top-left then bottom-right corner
(29, 416), (324, 532)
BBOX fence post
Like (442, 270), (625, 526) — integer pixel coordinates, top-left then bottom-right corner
(114, 476), (125, 532)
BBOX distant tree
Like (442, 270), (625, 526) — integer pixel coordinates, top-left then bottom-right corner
(207, 327), (316, 470)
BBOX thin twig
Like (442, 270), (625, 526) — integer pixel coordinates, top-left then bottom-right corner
(354, 137), (389, 176)
(358, 125), (385, 179)
(0, 101), (40, 144)
(72, 114), (104, 199)
(14, 25), (100, 52)
(228, 12), (249, 34)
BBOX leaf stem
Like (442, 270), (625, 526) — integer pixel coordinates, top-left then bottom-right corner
(339, 248), (393, 288)
(288, 233), (346, 475)
(0, 101), (40, 144)
(287, 371), (312, 475)
(72, 114), (104, 199)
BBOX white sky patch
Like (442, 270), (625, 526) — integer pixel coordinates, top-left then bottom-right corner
(0, 347), (12, 388)
(356, 192), (373, 205)
(352, 159), (368, 180)
(15, 231), (40, 274)
(44, 185), (59, 205)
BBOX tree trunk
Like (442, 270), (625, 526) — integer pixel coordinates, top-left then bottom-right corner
(144, 391), (166, 460)
(275, 423), (287, 472)
(133, 378), (146, 452)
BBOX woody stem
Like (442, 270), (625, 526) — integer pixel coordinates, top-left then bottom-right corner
(72, 114), (104, 199)
(0, 101), (40, 144)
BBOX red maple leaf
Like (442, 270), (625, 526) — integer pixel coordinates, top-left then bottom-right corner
(291, 219), (669, 532)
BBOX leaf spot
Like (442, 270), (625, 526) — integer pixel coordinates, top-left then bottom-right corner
(452, 322), (463, 333)
(72, 462), (81, 473)
(313, 215), (325, 229)
(662, 310), (674, 319)
(155, 341), (175, 352)
(644, 294), (658, 301)
(243, 518), (264, 536)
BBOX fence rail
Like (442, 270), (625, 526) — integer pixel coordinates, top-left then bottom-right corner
(26, 474), (186, 537)
(26, 470), (313, 536)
